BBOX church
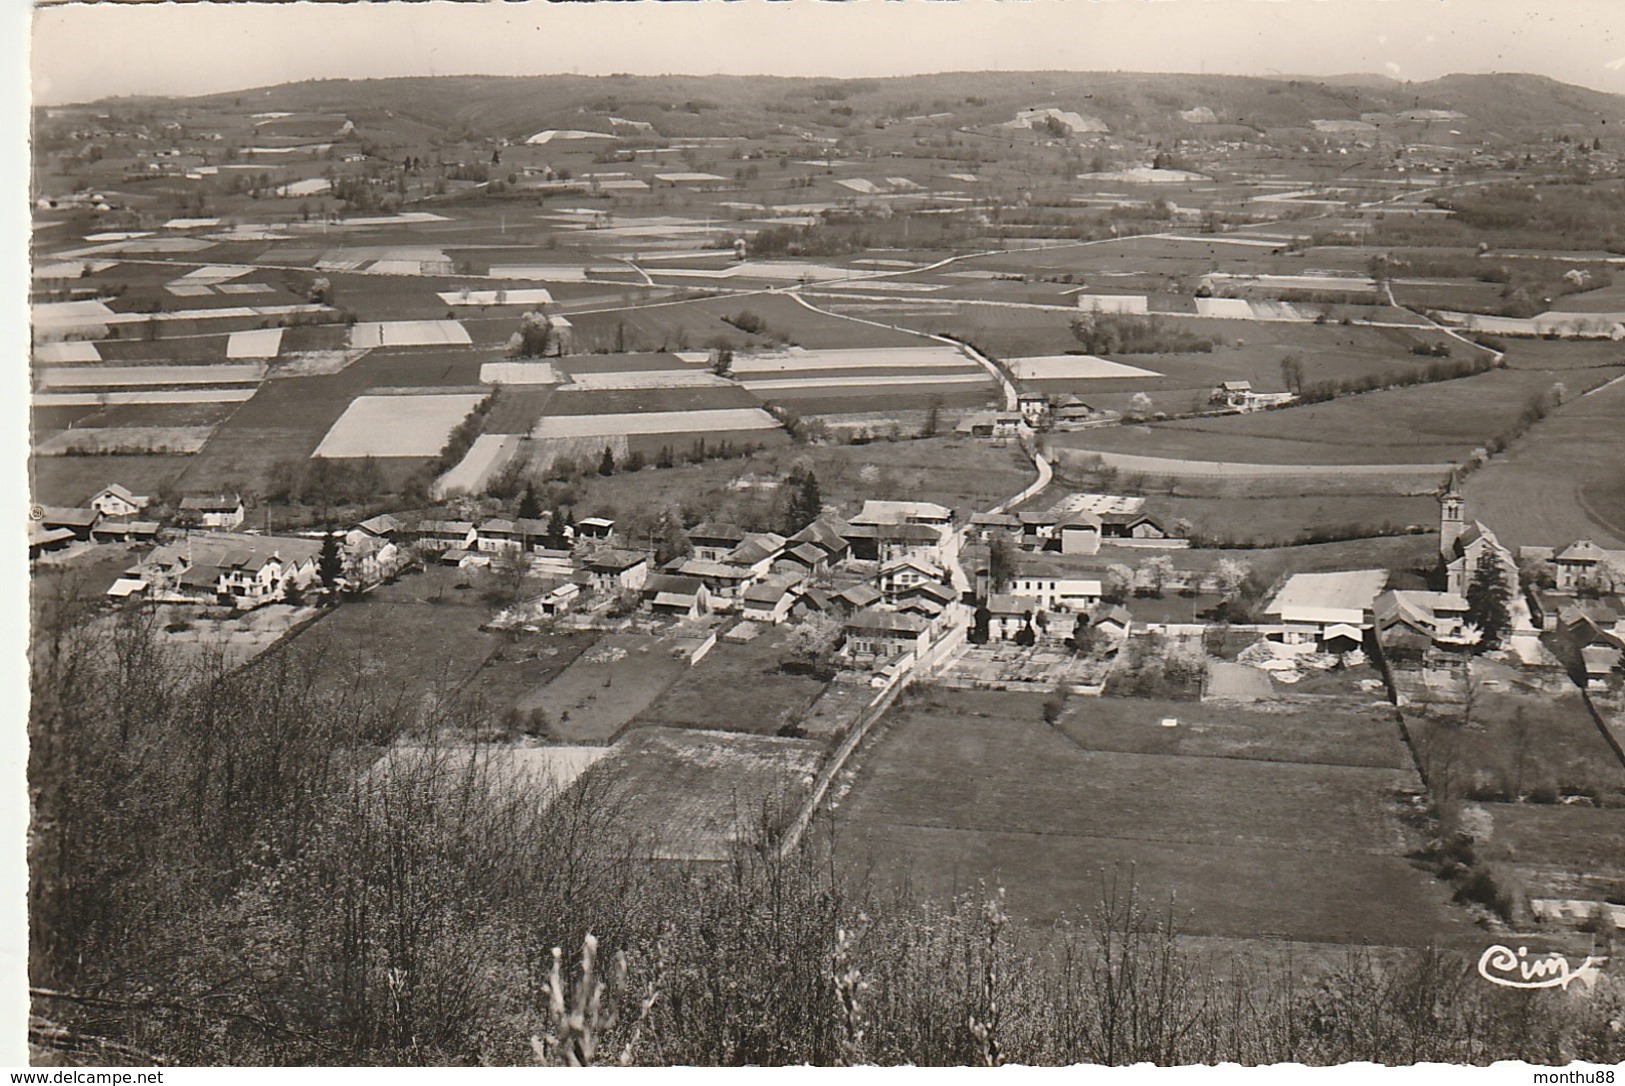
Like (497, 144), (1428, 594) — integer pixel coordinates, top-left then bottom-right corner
(1438, 482), (1517, 597)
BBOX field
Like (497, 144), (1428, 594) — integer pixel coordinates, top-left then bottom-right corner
(533, 407), (780, 439)
(516, 632), (694, 744)
(832, 687), (1477, 945)
(264, 568), (591, 727)
(1404, 688), (1625, 804)
(313, 392), (486, 458)
(629, 625), (832, 736)
(1460, 376), (1625, 550)
(558, 434), (1036, 526)
(585, 727), (824, 860)
(1052, 366), (1623, 468)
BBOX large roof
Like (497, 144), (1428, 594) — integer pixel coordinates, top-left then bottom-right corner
(1266, 570), (1388, 621)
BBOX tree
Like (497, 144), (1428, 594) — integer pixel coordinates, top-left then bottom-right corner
(510, 311), (553, 359)
(317, 530), (344, 595)
(598, 446), (616, 477)
(988, 534), (1017, 594)
(920, 396), (943, 438)
(784, 613), (843, 673)
(1014, 615), (1037, 647)
(1104, 563), (1134, 603)
(1144, 556), (1176, 598)
(1127, 392), (1154, 421)
(1465, 560), (1512, 651)
(711, 347), (734, 377)
(1214, 558), (1252, 603)
(1066, 618), (1097, 656)
(517, 484), (541, 522)
(655, 508), (691, 566)
(1279, 354), (1304, 396)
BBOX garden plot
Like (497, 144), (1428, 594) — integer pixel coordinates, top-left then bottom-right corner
(348, 320), (472, 348)
(480, 361), (562, 385)
(1006, 355), (1162, 380)
(517, 634), (693, 745)
(532, 407), (780, 440)
(730, 346), (972, 375)
(1195, 297), (1257, 319)
(587, 728), (823, 860)
(226, 328), (285, 359)
(743, 373), (991, 393)
(36, 427), (216, 456)
(437, 288), (554, 307)
(313, 393), (485, 458)
(434, 433), (526, 498)
(487, 265), (593, 281)
(36, 364), (267, 389)
(1075, 294), (1150, 314)
(564, 370), (734, 390)
(34, 388), (258, 407)
(169, 264), (253, 286)
(34, 341), (100, 364)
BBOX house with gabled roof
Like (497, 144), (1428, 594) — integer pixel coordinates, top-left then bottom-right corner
(689, 521), (748, 562)
(582, 549), (650, 596)
(1264, 569), (1388, 652)
(178, 493), (245, 530)
(1549, 539), (1625, 594)
(641, 572), (710, 619)
(742, 575), (801, 625)
(843, 607), (931, 661)
(90, 483), (148, 519)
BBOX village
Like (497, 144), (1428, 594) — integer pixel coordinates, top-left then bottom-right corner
(25, 61), (1625, 1036)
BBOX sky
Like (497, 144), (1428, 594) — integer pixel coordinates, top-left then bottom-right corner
(26, 0), (1625, 106)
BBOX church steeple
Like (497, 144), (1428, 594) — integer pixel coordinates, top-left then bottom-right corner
(1439, 473), (1466, 558)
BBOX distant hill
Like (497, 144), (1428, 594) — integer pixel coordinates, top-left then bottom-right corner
(58, 70), (1625, 147)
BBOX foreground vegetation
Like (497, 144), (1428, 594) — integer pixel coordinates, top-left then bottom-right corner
(27, 611), (1625, 1066)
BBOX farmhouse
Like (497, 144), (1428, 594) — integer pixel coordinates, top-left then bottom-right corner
(1018, 510), (1059, 550)
(1093, 605), (1133, 640)
(724, 532), (789, 577)
(878, 556), (947, 603)
(955, 411), (1025, 438)
(90, 484), (149, 519)
(122, 532), (321, 608)
(179, 494), (246, 530)
(841, 521), (948, 565)
(852, 500), (954, 528)
(342, 532), (403, 589)
(789, 516), (852, 567)
(688, 522), (748, 562)
(843, 608), (931, 662)
(1263, 569), (1389, 652)
(895, 579), (959, 619)
(1212, 380), (1253, 408)
(536, 582), (581, 616)
(969, 512), (1022, 544)
(1374, 590), (1474, 655)
(583, 549), (650, 596)
(672, 557), (757, 610)
(986, 594), (1036, 642)
(1017, 392), (1050, 427)
(1006, 559), (1103, 612)
(1548, 540), (1625, 594)
(415, 519), (478, 553)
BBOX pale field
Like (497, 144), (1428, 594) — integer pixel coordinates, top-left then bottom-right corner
(313, 392), (485, 458)
(225, 329), (285, 359)
(531, 407), (780, 439)
(564, 370), (733, 390)
(37, 364), (266, 389)
(479, 362), (562, 385)
(34, 388), (257, 406)
(741, 373), (991, 392)
(729, 346), (971, 374)
(348, 320), (472, 348)
(1007, 355), (1163, 380)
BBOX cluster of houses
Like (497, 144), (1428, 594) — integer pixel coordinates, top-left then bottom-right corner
(29, 485), (249, 560)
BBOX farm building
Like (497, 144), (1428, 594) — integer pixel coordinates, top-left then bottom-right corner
(956, 412), (1025, 438)
(724, 532), (789, 577)
(178, 494), (246, 530)
(1263, 569), (1389, 652)
(642, 573), (711, 620)
(29, 524), (75, 559)
(1099, 512), (1167, 540)
(841, 521), (947, 565)
(1093, 605), (1133, 640)
(672, 558), (757, 611)
(969, 512), (1022, 544)
(576, 517), (616, 543)
(91, 519), (159, 544)
(1057, 514), (1103, 556)
(788, 516), (852, 567)
(741, 576), (801, 625)
(39, 507), (100, 542)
